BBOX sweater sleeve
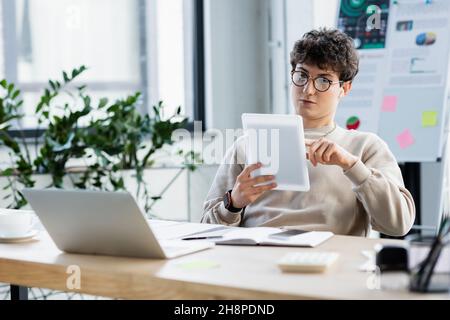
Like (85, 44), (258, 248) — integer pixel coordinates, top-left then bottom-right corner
(200, 137), (246, 226)
(343, 136), (416, 236)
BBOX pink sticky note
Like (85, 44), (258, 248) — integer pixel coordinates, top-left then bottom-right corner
(396, 129), (415, 149)
(382, 96), (398, 112)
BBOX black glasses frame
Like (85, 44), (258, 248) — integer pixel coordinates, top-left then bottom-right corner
(291, 71), (344, 92)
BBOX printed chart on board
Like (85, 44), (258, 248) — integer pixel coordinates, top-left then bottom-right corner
(336, 0), (390, 134)
(336, 0), (450, 162)
(378, 0), (450, 162)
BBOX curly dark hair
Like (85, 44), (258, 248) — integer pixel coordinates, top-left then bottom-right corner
(290, 28), (359, 82)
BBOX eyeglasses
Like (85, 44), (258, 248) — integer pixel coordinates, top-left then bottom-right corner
(291, 71), (343, 92)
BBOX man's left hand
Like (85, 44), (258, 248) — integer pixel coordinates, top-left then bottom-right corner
(305, 138), (358, 170)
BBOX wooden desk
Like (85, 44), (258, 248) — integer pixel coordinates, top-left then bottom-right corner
(0, 231), (448, 300)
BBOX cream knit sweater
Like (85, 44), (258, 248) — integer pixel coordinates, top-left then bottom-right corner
(201, 124), (416, 237)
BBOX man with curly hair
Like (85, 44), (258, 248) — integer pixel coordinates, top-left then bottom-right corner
(201, 28), (415, 237)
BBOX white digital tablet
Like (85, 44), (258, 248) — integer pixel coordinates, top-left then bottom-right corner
(241, 113), (310, 192)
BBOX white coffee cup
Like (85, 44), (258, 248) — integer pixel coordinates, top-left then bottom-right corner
(0, 208), (36, 238)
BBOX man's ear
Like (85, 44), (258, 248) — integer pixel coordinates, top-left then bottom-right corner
(339, 81), (352, 98)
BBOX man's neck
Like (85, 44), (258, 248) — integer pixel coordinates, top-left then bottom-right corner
(303, 118), (334, 129)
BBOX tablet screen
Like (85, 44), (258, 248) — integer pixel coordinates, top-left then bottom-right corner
(242, 113), (310, 192)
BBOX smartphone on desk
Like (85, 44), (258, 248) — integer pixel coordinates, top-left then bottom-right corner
(269, 229), (308, 240)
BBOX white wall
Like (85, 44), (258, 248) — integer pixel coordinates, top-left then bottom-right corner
(268, 0), (339, 115)
(269, 0), (314, 115)
(267, 0), (289, 114)
(204, 0), (270, 131)
(203, 0), (325, 126)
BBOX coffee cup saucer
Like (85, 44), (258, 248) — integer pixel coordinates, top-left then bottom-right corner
(0, 229), (40, 243)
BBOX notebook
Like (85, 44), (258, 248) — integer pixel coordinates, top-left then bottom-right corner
(182, 226), (333, 248)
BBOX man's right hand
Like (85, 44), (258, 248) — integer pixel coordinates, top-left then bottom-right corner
(230, 162), (277, 209)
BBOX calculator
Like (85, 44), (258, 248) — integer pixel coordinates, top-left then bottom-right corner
(277, 252), (339, 273)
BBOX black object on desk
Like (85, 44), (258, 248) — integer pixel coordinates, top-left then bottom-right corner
(375, 245), (409, 272)
(375, 244), (410, 291)
(409, 217), (450, 293)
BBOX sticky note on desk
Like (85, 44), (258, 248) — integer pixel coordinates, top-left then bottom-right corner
(177, 260), (220, 270)
(421, 110), (438, 127)
(396, 129), (415, 149)
(381, 96), (398, 112)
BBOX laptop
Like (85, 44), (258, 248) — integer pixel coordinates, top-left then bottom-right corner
(21, 188), (214, 259)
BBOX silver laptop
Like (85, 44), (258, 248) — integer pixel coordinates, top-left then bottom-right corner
(21, 188), (214, 259)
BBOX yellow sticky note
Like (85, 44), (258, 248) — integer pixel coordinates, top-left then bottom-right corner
(422, 111), (438, 127)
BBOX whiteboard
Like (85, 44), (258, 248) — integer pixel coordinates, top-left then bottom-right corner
(336, 0), (450, 162)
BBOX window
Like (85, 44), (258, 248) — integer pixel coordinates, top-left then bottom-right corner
(0, 0), (203, 130)
(155, 0), (188, 119)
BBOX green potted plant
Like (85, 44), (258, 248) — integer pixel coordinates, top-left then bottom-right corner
(0, 66), (200, 214)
